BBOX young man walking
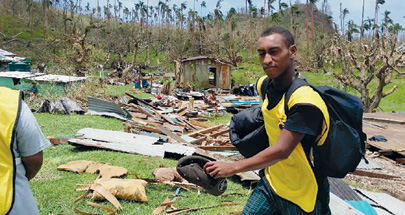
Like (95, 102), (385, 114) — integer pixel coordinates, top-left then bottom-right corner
(204, 26), (331, 214)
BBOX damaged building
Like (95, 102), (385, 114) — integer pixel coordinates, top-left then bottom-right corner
(175, 56), (233, 90)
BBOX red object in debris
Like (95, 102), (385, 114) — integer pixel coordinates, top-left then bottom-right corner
(156, 95), (162, 99)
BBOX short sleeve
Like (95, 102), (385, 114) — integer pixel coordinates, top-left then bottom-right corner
(284, 104), (323, 136)
(15, 101), (51, 157)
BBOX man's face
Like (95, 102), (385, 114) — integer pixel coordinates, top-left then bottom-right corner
(257, 33), (296, 79)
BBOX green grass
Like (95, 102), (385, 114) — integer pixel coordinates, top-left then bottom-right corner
(1, 15), (45, 39)
(31, 113), (247, 214)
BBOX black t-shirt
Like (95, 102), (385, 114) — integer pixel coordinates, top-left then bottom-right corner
(266, 82), (323, 153)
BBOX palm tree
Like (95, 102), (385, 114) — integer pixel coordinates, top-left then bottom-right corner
(200, 1), (206, 16)
(381, 10), (392, 33)
(374, 0), (385, 37)
(346, 20), (359, 41)
(342, 8), (349, 36)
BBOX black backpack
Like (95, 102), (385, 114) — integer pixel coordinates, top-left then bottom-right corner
(260, 76), (367, 178)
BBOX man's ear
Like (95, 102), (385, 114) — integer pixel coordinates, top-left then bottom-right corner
(289, 45), (297, 58)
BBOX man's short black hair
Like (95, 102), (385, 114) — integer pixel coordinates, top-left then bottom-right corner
(261, 26), (295, 47)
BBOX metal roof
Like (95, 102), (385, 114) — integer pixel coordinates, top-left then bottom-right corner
(0, 49), (16, 57)
(0, 72), (86, 83)
(177, 56), (234, 66)
(0, 71), (42, 79)
(26, 74), (86, 83)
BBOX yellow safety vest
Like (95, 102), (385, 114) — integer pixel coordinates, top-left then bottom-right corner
(257, 76), (329, 212)
(0, 87), (21, 214)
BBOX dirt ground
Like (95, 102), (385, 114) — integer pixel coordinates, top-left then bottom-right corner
(344, 151), (405, 201)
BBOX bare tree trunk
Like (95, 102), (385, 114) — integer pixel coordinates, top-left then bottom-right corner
(122, 42), (139, 81)
(373, 0), (378, 39)
(1, 0), (6, 36)
(322, 0), (326, 34)
(146, 0), (150, 66)
(310, 3), (314, 40)
(305, 0), (310, 53)
(263, 0), (266, 29)
(360, 0), (365, 41)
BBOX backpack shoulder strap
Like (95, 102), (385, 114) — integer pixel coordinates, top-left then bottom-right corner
(256, 76), (271, 100)
(284, 78), (310, 114)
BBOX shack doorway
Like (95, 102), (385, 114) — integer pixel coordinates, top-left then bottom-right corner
(209, 67), (217, 88)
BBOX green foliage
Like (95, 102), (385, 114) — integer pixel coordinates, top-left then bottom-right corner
(1, 15), (44, 39)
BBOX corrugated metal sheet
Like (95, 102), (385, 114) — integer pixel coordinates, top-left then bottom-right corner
(87, 96), (131, 121)
(329, 177), (363, 201)
(0, 72), (86, 83)
(70, 128), (195, 158)
(354, 188), (405, 215)
(27, 74), (86, 83)
(0, 71), (42, 79)
(0, 48), (16, 57)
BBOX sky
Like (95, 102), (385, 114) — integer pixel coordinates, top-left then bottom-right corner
(91, 0), (404, 34)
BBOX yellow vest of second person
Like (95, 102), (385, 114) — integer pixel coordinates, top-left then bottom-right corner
(257, 76), (329, 212)
(0, 87), (21, 214)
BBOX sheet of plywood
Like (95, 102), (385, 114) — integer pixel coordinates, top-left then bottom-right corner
(363, 122), (405, 156)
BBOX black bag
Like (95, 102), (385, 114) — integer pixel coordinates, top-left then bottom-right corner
(229, 106), (269, 158)
(282, 77), (368, 178)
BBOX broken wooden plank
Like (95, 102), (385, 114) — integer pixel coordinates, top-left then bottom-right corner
(156, 125), (189, 144)
(175, 106), (187, 115)
(132, 117), (160, 127)
(49, 137), (71, 145)
(351, 169), (400, 179)
(163, 123), (185, 133)
(128, 103), (154, 118)
(209, 129), (229, 138)
(177, 117), (198, 131)
(127, 122), (165, 134)
(185, 125), (225, 137)
(126, 93), (176, 124)
(130, 112), (148, 119)
(363, 116), (405, 125)
(198, 146), (236, 151)
(188, 118), (211, 128)
(166, 201), (233, 214)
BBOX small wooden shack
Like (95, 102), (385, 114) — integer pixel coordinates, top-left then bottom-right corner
(175, 56), (233, 90)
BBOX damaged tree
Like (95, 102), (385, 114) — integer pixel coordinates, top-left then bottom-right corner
(68, 24), (97, 76)
(319, 32), (404, 112)
(121, 42), (139, 83)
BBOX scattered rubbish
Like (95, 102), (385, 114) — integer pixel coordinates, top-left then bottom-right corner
(368, 135), (388, 142)
(36, 97), (84, 115)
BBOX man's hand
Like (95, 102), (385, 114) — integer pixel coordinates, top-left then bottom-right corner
(204, 161), (237, 179)
(21, 151), (43, 181)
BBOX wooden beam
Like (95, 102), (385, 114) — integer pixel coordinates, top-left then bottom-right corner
(210, 129), (229, 138)
(156, 125), (189, 144)
(126, 93), (176, 124)
(198, 146), (236, 151)
(351, 169), (400, 179)
(128, 103), (154, 118)
(185, 124), (224, 137)
(189, 118), (211, 128)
